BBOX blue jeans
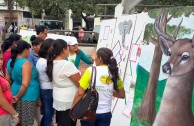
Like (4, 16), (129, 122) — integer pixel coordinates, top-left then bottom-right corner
(40, 89), (54, 126)
(81, 112), (112, 126)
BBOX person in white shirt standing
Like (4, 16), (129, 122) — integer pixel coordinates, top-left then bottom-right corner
(36, 38), (55, 126)
(46, 39), (81, 126)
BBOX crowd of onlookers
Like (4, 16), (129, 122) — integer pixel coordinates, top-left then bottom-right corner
(0, 25), (125, 126)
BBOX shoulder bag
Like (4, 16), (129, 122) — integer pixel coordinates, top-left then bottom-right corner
(70, 66), (99, 122)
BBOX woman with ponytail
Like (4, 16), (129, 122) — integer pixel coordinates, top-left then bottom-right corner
(36, 38), (55, 126)
(28, 35), (43, 125)
(71, 47), (125, 126)
(6, 40), (40, 126)
(46, 39), (81, 126)
(1, 34), (21, 75)
(28, 35), (44, 66)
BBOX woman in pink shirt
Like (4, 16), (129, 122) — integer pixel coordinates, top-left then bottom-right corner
(1, 34), (21, 75)
(0, 50), (19, 126)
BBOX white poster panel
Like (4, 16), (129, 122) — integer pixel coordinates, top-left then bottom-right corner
(19, 29), (71, 43)
(97, 19), (117, 49)
(111, 12), (148, 126)
(110, 15), (136, 80)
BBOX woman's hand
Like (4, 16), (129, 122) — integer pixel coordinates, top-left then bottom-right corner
(12, 96), (19, 103)
(12, 113), (19, 124)
(91, 49), (97, 62)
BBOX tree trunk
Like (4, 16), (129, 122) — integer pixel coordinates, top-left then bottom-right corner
(136, 44), (163, 124)
(32, 13), (34, 28)
(81, 14), (89, 31)
(2, 0), (14, 41)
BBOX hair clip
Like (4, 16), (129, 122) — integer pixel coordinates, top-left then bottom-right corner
(110, 56), (114, 60)
(14, 43), (17, 47)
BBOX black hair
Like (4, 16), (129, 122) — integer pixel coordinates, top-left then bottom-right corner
(39, 38), (54, 58)
(1, 34), (21, 53)
(30, 35), (44, 46)
(36, 25), (48, 35)
(46, 39), (68, 82)
(10, 40), (31, 68)
(97, 47), (119, 91)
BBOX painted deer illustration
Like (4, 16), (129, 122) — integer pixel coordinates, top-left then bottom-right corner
(153, 11), (194, 126)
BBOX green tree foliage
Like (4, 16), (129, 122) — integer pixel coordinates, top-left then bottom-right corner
(16, 0), (42, 16)
(147, 6), (194, 18)
(16, 0), (120, 30)
(60, 0), (120, 30)
(143, 24), (193, 45)
(141, 0), (194, 6)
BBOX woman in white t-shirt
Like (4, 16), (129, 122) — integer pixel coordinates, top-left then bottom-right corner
(36, 38), (54, 126)
(71, 47), (125, 126)
(46, 39), (81, 126)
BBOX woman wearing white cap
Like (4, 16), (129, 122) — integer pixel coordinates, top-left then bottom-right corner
(66, 37), (94, 68)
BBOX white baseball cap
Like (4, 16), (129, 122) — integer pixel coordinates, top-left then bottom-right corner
(66, 37), (78, 45)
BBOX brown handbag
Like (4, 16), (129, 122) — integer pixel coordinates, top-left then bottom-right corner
(70, 66), (99, 122)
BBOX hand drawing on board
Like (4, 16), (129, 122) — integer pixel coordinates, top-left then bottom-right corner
(103, 26), (110, 40)
(122, 95), (134, 118)
(112, 40), (122, 65)
(129, 44), (140, 62)
(118, 20), (133, 47)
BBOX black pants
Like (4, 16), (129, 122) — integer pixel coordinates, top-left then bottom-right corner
(56, 109), (76, 126)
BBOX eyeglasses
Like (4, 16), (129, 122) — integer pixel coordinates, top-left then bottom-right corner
(71, 44), (78, 47)
(43, 32), (47, 36)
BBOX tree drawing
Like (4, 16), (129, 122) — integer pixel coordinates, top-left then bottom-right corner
(136, 7), (193, 125)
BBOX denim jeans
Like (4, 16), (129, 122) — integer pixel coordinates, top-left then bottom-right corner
(81, 112), (112, 126)
(40, 89), (54, 126)
(56, 109), (76, 126)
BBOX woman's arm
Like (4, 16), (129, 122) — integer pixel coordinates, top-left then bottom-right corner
(113, 77), (125, 99)
(71, 67), (90, 108)
(5, 69), (11, 84)
(71, 86), (85, 108)
(0, 87), (18, 116)
(69, 72), (81, 87)
(80, 50), (93, 64)
(13, 61), (32, 103)
(113, 88), (125, 99)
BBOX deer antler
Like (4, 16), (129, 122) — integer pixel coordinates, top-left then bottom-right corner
(154, 10), (183, 56)
(173, 18), (183, 39)
(154, 10), (176, 43)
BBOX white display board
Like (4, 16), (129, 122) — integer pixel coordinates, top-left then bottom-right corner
(111, 12), (148, 126)
(97, 19), (117, 49)
(97, 12), (148, 126)
(19, 29), (71, 42)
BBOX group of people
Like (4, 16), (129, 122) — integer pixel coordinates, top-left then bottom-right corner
(0, 25), (125, 126)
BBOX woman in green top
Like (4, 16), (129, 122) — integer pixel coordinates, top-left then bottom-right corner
(66, 37), (94, 68)
(6, 40), (40, 126)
